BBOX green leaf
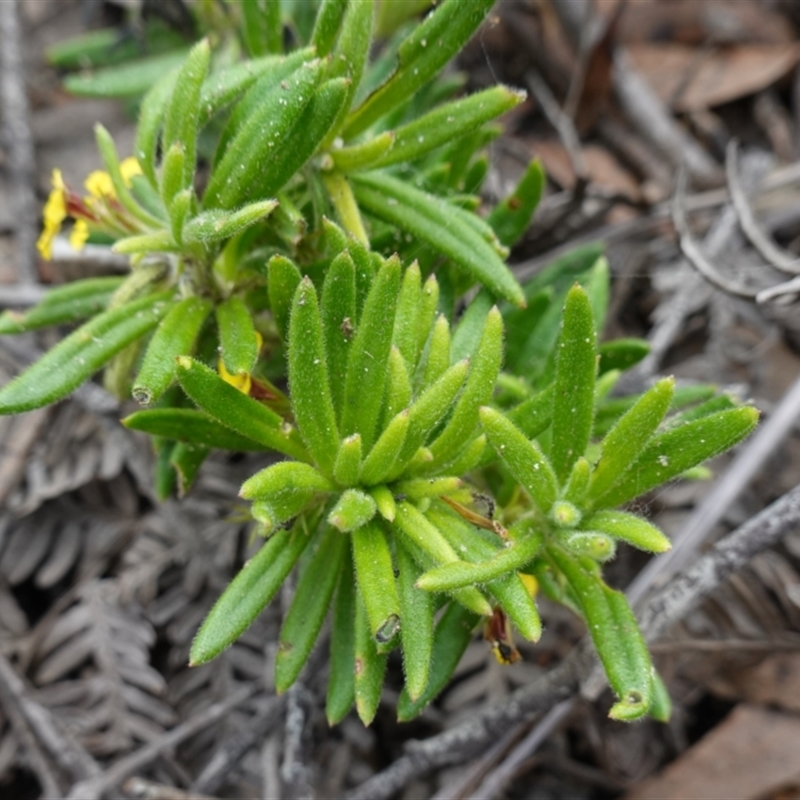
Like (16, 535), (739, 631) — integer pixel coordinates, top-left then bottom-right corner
(312, 0), (349, 56)
(343, 0), (495, 137)
(598, 338), (649, 375)
(241, 0), (283, 56)
(329, 488), (378, 532)
(562, 457), (591, 506)
(241, 461), (333, 500)
(392, 261), (422, 368)
(327, 554), (357, 725)
(288, 277), (341, 476)
(133, 296), (212, 404)
(417, 273), (440, 357)
(354, 587), (388, 725)
(420, 315), (451, 391)
(183, 200), (279, 244)
(374, 85), (524, 169)
(360, 410), (409, 485)
(162, 39), (209, 191)
(0, 277), (123, 334)
(268, 254), (302, 343)
(370, 484), (397, 522)
(383, 346), (412, 426)
(597, 407), (760, 508)
(506, 384), (554, 439)
(334, 434), (362, 487)
(396, 542), (433, 701)
(321, 251), (357, 420)
(113, 230), (179, 256)
(170, 442), (209, 497)
(416, 529), (543, 592)
(547, 544), (652, 721)
(64, 49), (191, 98)
(386, 359), (469, 480)
(0, 292), (174, 414)
(488, 159), (545, 247)
(352, 172), (524, 305)
(352, 520), (401, 644)
(427, 504), (542, 642)
(427, 307), (503, 470)
(451, 290), (493, 364)
(325, 0), (374, 140)
(216, 296), (259, 378)
(648, 670), (672, 723)
(562, 531), (616, 562)
(585, 510), (672, 554)
(135, 68), (180, 187)
(203, 59), (322, 209)
(176, 357), (308, 461)
(190, 524), (312, 665)
(480, 406), (558, 514)
(396, 601), (478, 721)
(588, 377), (675, 503)
(331, 131), (395, 173)
(123, 408), (266, 451)
(392, 502), (492, 617)
(340, 257), (402, 449)
(550, 285), (597, 484)
(276, 525), (347, 693)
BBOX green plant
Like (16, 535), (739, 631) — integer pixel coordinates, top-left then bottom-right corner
(0, 0), (758, 725)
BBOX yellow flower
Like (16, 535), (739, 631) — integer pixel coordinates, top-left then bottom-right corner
(120, 157), (142, 185)
(218, 358), (252, 395)
(84, 170), (114, 199)
(519, 573), (538, 598)
(69, 219), (89, 251)
(36, 169), (67, 260)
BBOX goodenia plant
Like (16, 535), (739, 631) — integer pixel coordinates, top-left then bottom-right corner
(0, 0), (758, 725)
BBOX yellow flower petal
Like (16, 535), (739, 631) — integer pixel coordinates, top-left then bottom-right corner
(37, 170), (68, 260)
(119, 157), (142, 186)
(84, 170), (115, 198)
(519, 573), (538, 599)
(218, 358), (252, 395)
(69, 219), (89, 251)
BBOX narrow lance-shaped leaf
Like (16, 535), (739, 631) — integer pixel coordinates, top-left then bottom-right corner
(0, 291), (174, 414)
(451, 289), (493, 363)
(397, 601), (478, 721)
(417, 273), (440, 359)
(276, 525), (347, 693)
(241, 0), (282, 56)
(392, 260), (421, 368)
(240, 461), (334, 500)
(342, 0), (496, 137)
(598, 338), (650, 375)
(547, 543), (652, 721)
(596, 407), (760, 508)
(170, 442), (209, 497)
(288, 277), (341, 476)
(123, 408), (266, 451)
(588, 377), (675, 502)
(176, 357), (308, 461)
(392, 502), (492, 617)
(340, 257), (401, 449)
(183, 200), (278, 244)
(360, 410), (409, 486)
(333, 434), (362, 488)
(327, 553), (356, 725)
(312, 0), (349, 56)
(386, 359), (469, 481)
(382, 346), (411, 426)
(397, 541), (434, 702)
(352, 520), (401, 645)
(351, 172), (524, 306)
(420, 315), (451, 391)
(416, 530), (543, 592)
(330, 131), (395, 173)
(427, 307), (503, 470)
(321, 251), (357, 420)
(0, 276), (124, 334)
(584, 510), (672, 554)
(427, 504), (542, 642)
(550, 284), (597, 483)
(133, 296), (212, 404)
(487, 158), (545, 247)
(216, 296), (259, 378)
(480, 406), (558, 514)
(324, 0), (374, 141)
(374, 85), (525, 169)
(268, 254), (302, 343)
(162, 38), (209, 189)
(354, 587), (388, 726)
(190, 524), (312, 665)
(134, 68), (180, 186)
(203, 59), (322, 209)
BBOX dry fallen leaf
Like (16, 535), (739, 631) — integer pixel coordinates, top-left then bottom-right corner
(626, 43), (800, 112)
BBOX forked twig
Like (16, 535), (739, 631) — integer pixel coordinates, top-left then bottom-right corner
(672, 166), (758, 300)
(727, 140), (800, 275)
